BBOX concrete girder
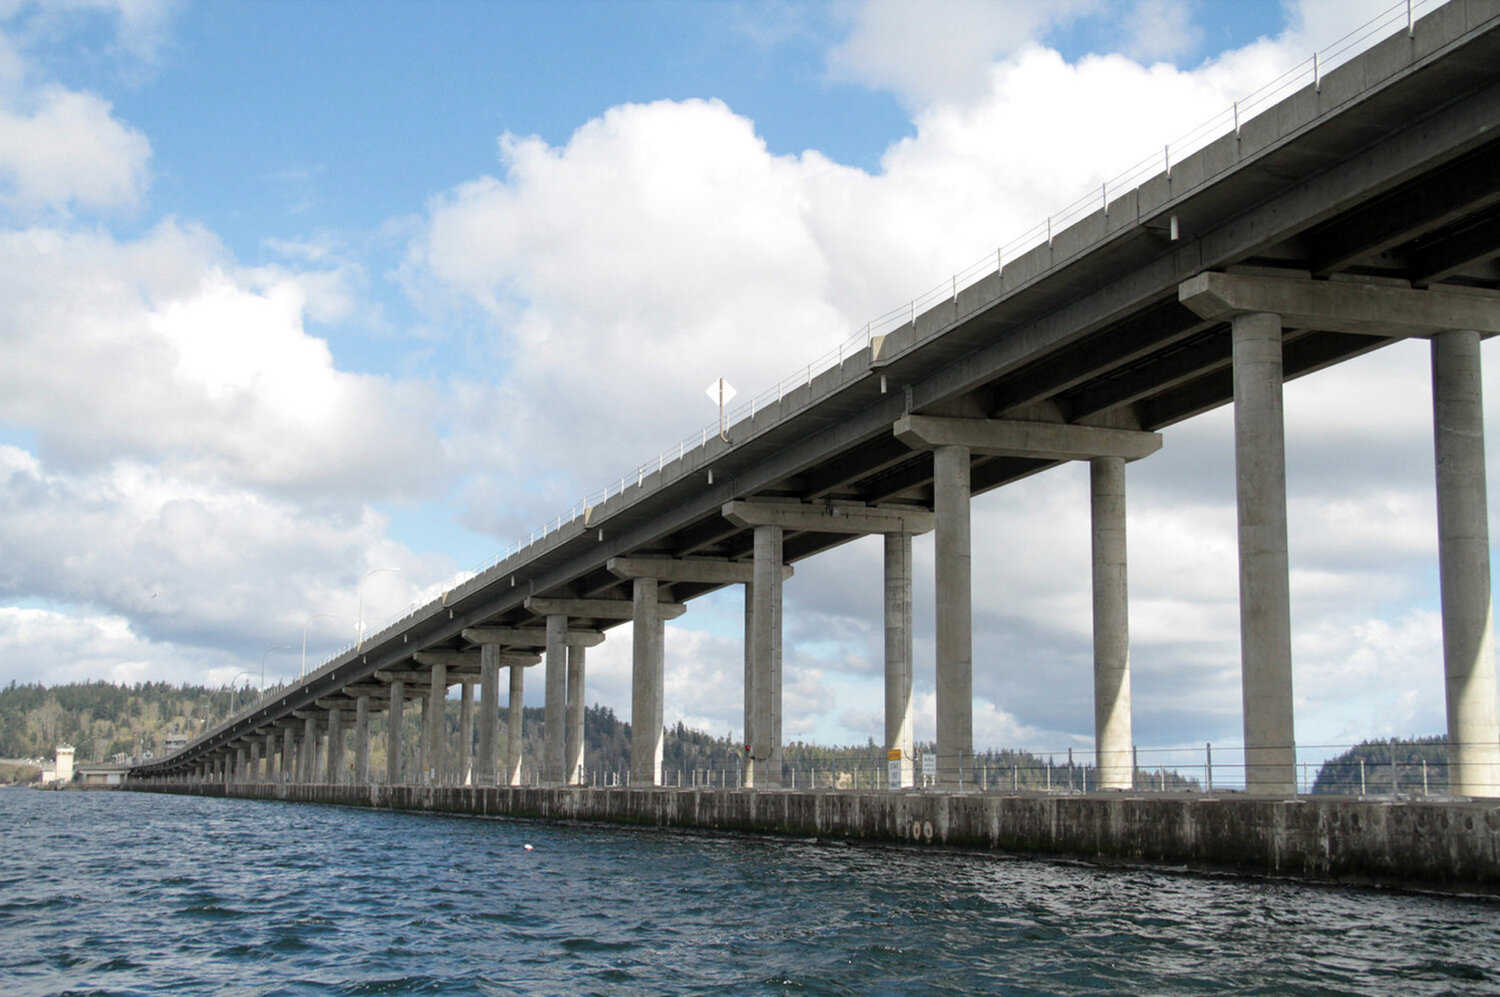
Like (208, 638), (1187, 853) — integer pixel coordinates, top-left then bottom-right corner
(524, 596), (686, 620)
(894, 414), (1162, 463)
(461, 626), (601, 649)
(722, 499), (933, 536)
(375, 667), (476, 684)
(606, 556), (793, 585)
(1409, 213), (1500, 287)
(1179, 271), (1500, 337)
(1305, 141), (1500, 277)
(413, 651), (480, 669)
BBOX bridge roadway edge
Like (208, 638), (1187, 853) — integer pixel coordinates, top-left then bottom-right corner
(125, 782), (1500, 895)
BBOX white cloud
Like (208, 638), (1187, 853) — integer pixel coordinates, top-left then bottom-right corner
(1121, 0), (1202, 63)
(827, 0), (1100, 109)
(0, 604), (239, 688)
(0, 221), (446, 500)
(0, 83), (150, 214)
(0, 446), (449, 672)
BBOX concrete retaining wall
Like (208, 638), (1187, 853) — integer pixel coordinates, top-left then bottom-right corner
(126, 781), (1500, 893)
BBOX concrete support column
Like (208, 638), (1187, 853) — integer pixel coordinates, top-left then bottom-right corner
(1092, 456), (1134, 790)
(544, 614), (568, 784)
(1433, 328), (1500, 797)
(478, 644), (500, 786)
(631, 577), (665, 786)
(934, 444), (973, 789)
(414, 696), (425, 781)
(301, 715), (319, 783)
(1232, 311), (1296, 795)
(885, 532), (915, 789)
(234, 745), (246, 785)
(354, 694), (370, 785)
(565, 643), (587, 785)
(507, 664), (525, 785)
(743, 579), (754, 786)
(326, 705), (344, 785)
(748, 525), (784, 789)
(282, 726), (295, 782)
(387, 680), (405, 786)
(459, 681), (474, 786)
(248, 740), (262, 783)
(426, 664), (446, 786)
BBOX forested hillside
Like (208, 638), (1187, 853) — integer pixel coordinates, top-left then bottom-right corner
(1311, 737), (1449, 795)
(0, 680), (241, 766)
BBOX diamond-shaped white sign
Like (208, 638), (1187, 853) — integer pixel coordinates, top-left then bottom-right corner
(705, 378), (736, 405)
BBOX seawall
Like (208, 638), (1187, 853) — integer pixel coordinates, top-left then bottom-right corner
(126, 781), (1500, 894)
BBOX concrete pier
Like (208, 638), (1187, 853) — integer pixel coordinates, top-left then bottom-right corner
(426, 663), (446, 786)
(326, 704), (344, 785)
(748, 524), (784, 788)
(478, 645), (499, 786)
(354, 694), (370, 786)
(1232, 311), (1296, 796)
(301, 714), (318, 784)
(544, 614), (567, 784)
(631, 578), (664, 787)
(1091, 456), (1133, 790)
(1432, 328), (1500, 797)
(459, 680), (474, 786)
(565, 643), (586, 786)
(933, 444), (973, 789)
(885, 532), (914, 789)
(387, 680), (404, 787)
(507, 663), (525, 786)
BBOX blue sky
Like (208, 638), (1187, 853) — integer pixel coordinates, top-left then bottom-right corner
(0, 0), (1478, 766)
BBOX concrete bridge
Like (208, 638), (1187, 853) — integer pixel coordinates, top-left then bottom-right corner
(132, 4), (1500, 807)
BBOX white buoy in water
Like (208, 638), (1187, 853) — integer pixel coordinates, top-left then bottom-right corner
(523, 843), (534, 851)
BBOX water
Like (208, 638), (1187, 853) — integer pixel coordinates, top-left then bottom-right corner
(4, 791), (1500, 996)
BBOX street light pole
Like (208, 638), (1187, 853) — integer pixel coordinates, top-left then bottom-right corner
(261, 645), (290, 702)
(229, 671), (253, 716)
(301, 614), (338, 680)
(356, 567), (400, 651)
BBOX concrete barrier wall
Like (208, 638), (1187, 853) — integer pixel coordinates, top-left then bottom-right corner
(126, 782), (1500, 893)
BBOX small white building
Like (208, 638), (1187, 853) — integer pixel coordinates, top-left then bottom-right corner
(39, 744), (74, 785)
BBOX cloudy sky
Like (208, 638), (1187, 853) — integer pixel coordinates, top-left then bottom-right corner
(0, 0), (1482, 770)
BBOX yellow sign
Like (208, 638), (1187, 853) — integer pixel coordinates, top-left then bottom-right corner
(888, 749), (903, 761)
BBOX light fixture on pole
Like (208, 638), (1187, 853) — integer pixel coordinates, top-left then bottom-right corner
(356, 567), (401, 651)
(229, 671), (254, 716)
(706, 378), (735, 443)
(261, 645), (290, 702)
(301, 614), (338, 679)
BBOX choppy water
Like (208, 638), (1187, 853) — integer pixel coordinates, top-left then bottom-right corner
(4, 790), (1500, 995)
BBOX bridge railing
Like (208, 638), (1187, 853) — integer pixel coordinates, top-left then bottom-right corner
(272, 0), (1447, 709)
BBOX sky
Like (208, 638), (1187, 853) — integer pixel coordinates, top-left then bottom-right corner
(0, 0), (1484, 769)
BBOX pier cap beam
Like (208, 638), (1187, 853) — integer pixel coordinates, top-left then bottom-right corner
(1179, 271), (1500, 337)
(894, 414), (1161, 462)
(607, 556), (793, 585)
(524, 596), (686, 620)
(413, 651), (481, 672)
(462, 626), (603, 649)
(723, 500), (933, 536)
